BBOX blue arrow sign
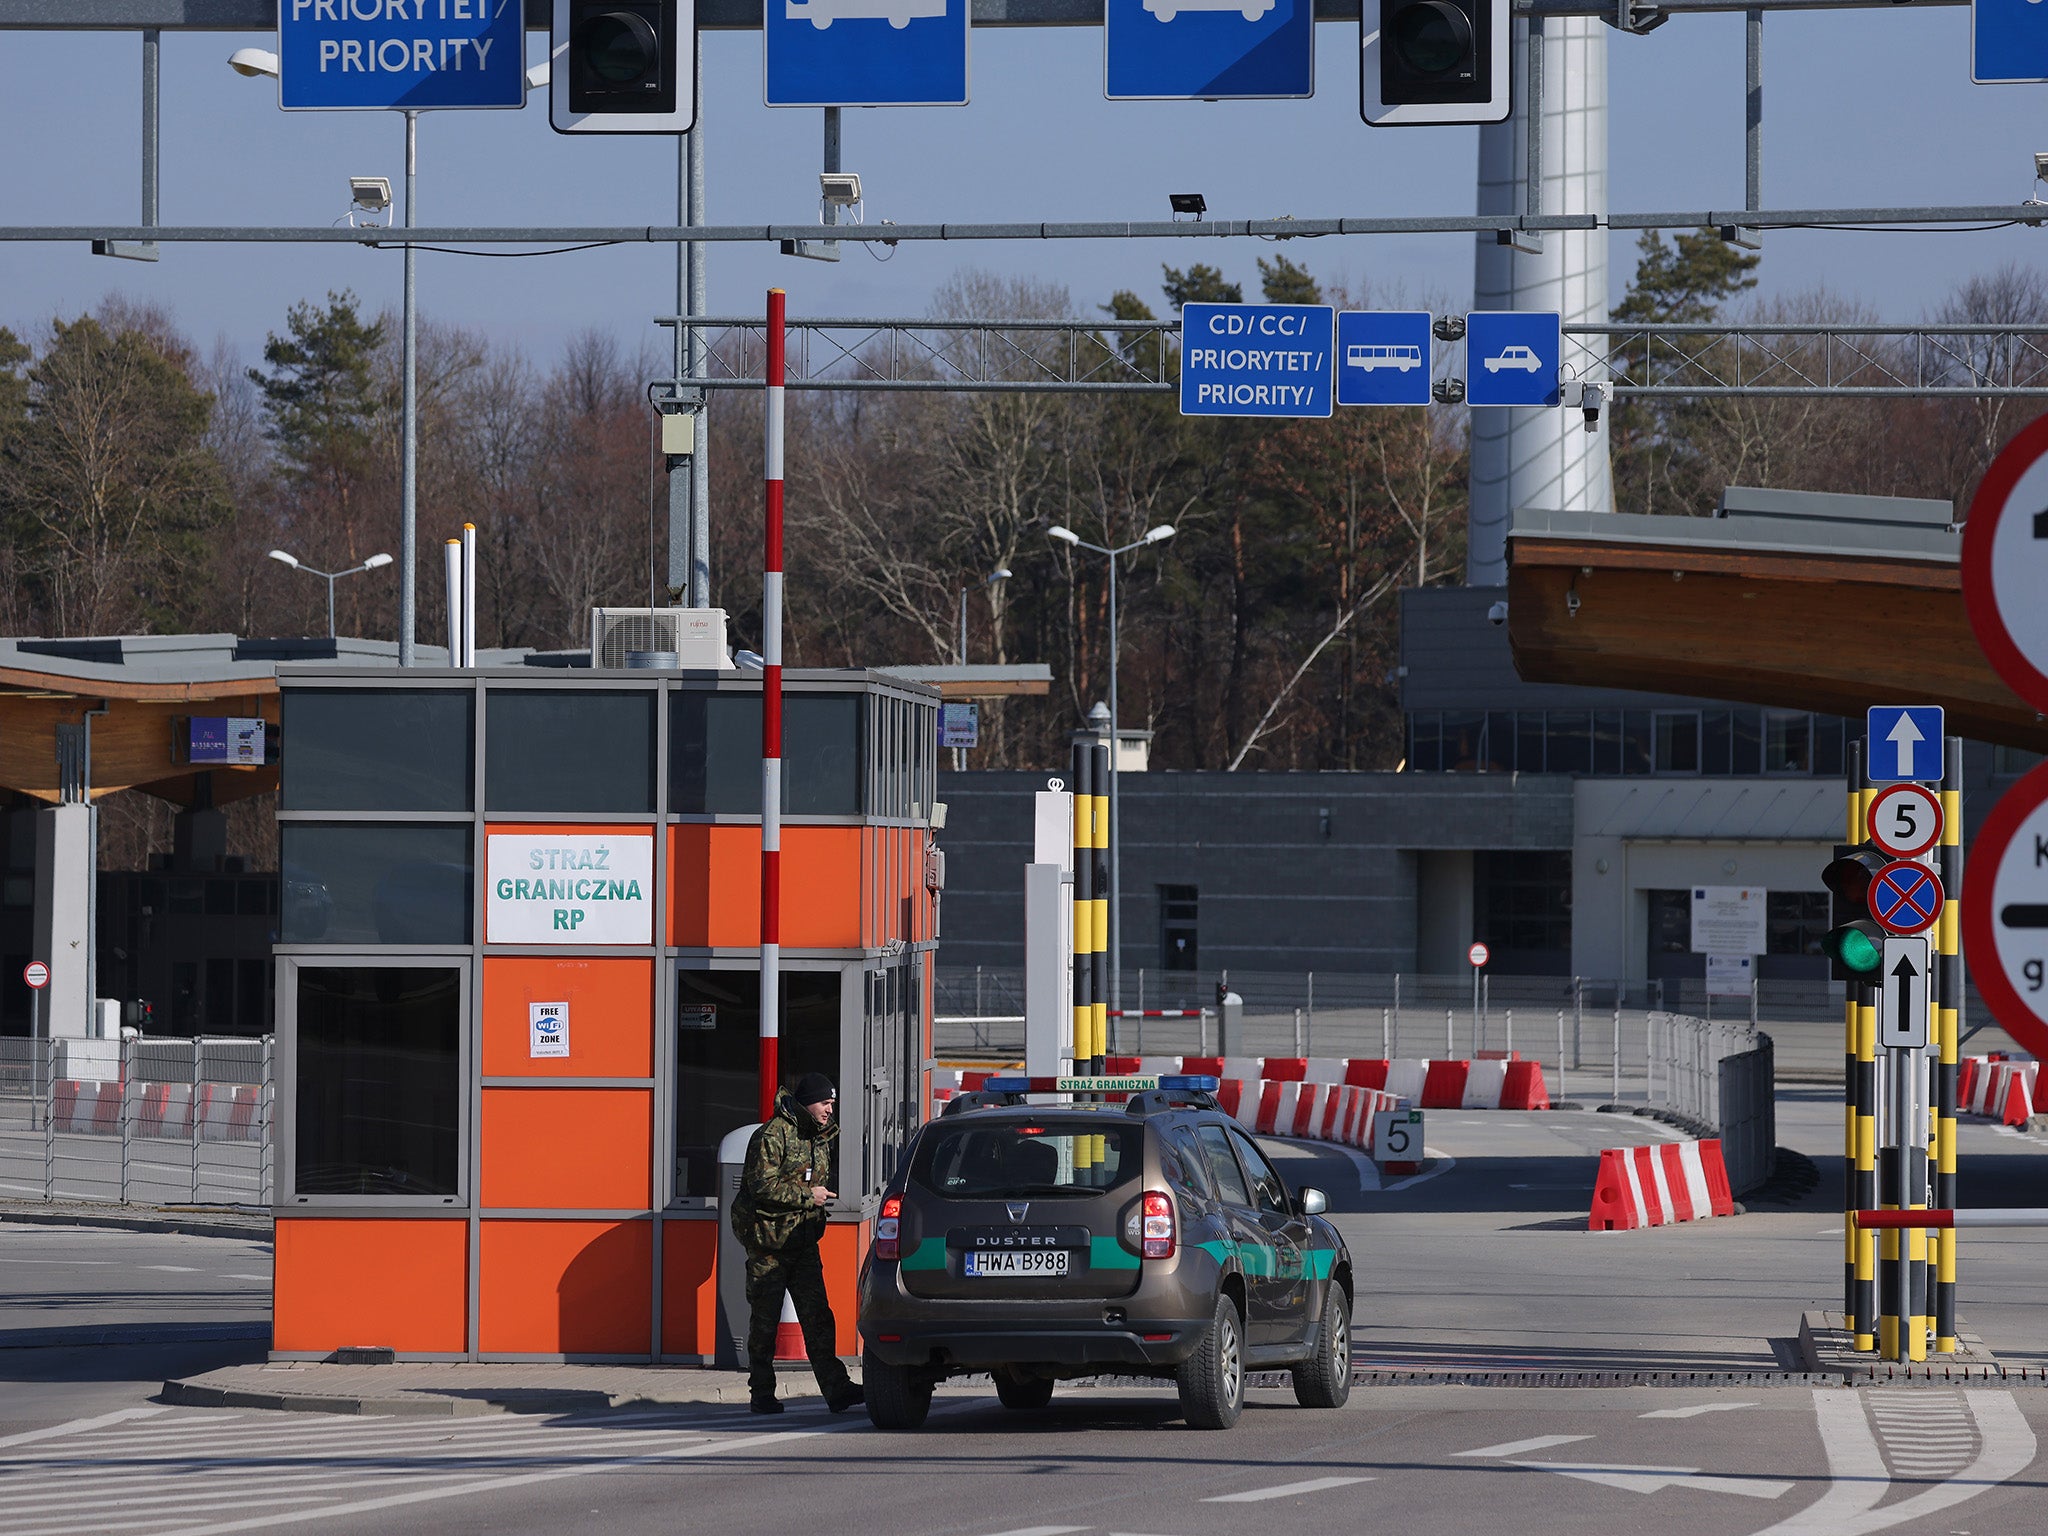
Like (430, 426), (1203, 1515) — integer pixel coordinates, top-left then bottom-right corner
(1464, 311), (1561, 407)
(1867, 705), (1945, 784)
(1336, 311), (1433, 407)
(1105, 0), (1312, 100)
(1973, 0), (2048, 83)
(765, 0), (968, 104)
(279, 0), (524, 111)
(1179, 303), (1333, 418)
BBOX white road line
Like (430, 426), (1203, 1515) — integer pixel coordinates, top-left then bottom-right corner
(0, 1519), (211, 1536)
(983, 1528), (1090, 1536)
(0, 1491), (352, 1533)
(1640, 1402), (1758, 1419)
(1511, 1460), (1792, 1500)
(1383, 1149), (1455, 1192)
(219, 1274), (270, 1282)
(0, 1409), (170, 1453)
(138, 1265), (202, 1274)
(1454, 1434), (1592, 1458)
(1202, 1475), (1372, 1503)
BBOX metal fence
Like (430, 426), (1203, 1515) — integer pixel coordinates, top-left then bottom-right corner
(1645, 1012), (1777, 1195)
(0, 1035), (272, 1208)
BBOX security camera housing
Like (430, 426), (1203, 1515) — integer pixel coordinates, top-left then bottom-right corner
(552, 0), (696, 134)
(1487, 600), (1509, 626)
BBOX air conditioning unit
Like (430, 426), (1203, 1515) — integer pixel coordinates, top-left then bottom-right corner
(589, 607), (731, 670)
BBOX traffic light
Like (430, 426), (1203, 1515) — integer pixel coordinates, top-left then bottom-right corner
(1362, 0), (1511, 126)
(1822, 846), (1889, 982)
(550, 0), (695, 134)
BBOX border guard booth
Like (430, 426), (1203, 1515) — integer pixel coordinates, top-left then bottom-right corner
(269, 665), (940, 1362)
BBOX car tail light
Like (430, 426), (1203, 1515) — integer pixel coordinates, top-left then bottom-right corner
(874, 1194), (902, 1261)
(1141, 1190), (1175, 1259)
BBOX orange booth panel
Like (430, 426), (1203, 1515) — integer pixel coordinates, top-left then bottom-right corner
(480, 1088), (652, 1211)
(479, 1219), (652, 1355)
(819, 1221), (868, 1357)
(660, 1218), (720, 1360)
(274, 1218), (467, 1355)
(480, 956), (654, 1079)
(669, 824), (862, 949)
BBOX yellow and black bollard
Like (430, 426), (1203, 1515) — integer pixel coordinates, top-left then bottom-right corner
(1934, 735), (1962, 1353)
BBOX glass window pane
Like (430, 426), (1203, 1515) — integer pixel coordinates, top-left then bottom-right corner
(1443, 713), (1483, 773)
(486, 691), (654, 813)
(1814, 715), (1845, 777)
(1765, 710), (1811, 773)
(1548, 712), (1591, 775)
(282, 690), (472, 812)
(1485, 713), (1515, 772)
(1407, 713), (1438, 773)
(671, 692), (862, 816)
(673, 969), (839, 1199)
(1702, 710), (1732, 776)
(1517, 713), (1547, 775)
(294, 965), (460, 1197)
(280, 824), (472, 945)
(1733, 708), (1763, 775)
(1654, 712), (1700, 774)
(790, 694), (862, 817)
(1623, 712), (1654, 775)
(1593, 711), (1624, 776)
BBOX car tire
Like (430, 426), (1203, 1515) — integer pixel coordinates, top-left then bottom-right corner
(994, 1372), (1055, 1411)
(863, 1356), (934, 1431)
(1292, 1288), (1352, 1409)
(1177, 1292), (1246, 1430)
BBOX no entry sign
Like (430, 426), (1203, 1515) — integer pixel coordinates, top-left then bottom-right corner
(1963, 413), (2048, 715)
(1962, 758), (2048, 1061)
(22, 961), (47, 990)
(1467, 941), (1490, 968)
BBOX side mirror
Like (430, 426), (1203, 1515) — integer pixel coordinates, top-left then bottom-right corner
(1299, 1186), (1327, 1216)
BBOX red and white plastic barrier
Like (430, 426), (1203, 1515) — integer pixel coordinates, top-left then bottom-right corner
(47, 1079), (261, 1141)
(1958, 1056), (2039, 1126)
(1588, 1138), (1735, 1232)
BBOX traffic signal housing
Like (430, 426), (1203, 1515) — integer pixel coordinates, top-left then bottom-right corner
(1362, 0), (1511, 126)
(551, 0), (696, 134)
(1822, 846), (1889, 983)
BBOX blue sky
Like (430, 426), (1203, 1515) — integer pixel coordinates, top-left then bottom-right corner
(5, 11), (2047, 369)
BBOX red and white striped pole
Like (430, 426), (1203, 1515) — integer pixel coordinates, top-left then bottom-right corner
(759, 287), (786, 1124)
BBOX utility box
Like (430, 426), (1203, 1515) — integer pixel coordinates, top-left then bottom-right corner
(715, 1122), (760, 1371)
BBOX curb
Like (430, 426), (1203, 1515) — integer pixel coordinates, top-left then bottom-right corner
(1793, 1309), (2037, 1382)
(0, 1206), (271, 1242)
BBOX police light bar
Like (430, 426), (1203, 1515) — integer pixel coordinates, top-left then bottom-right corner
(980, 1074), (1219, 1095)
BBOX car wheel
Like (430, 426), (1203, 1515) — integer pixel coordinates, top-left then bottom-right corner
(863, 1355), (934, 1431)
(1292, 1288), (1352, 1409)
(994, 1372), (1055, 1411)
(1177, 1292), (1246, 1430)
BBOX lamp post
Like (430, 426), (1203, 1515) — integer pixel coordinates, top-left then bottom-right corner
(269, 549), (394, 639)
(953, 567), (1011, 771)
(1047, 523), (1175, 1029)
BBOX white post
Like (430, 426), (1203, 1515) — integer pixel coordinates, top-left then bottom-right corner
(1445, 1007), (1453, 1058)
(1382, 1006), (1391, 1059)
(443, 538), (461, 661)
(1612, 998), (1621, 1104)
(118, 1035), (132, 1204)
(461, 521), (478, 664)
(1506, 1007), (1514, 1058)
(1556, 1007), (1566, 1102)
(42, 1035), (55, 1202)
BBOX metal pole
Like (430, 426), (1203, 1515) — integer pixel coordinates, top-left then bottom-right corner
(326, 572), (337, 640)
(1612, 997), (1621, 1103)
(759, 287), (786, 1123)
(687, 43), (709, 607)
(1107, 550), (1121, 1021)
(260, 1035), (274, 1207)
(1382, 1006), (1391, 1059)
(398, 109), (418, 667)
(1506, 1007), (1514, 1058)
(1556, 1008), (1566, 1103)
(119, 1035), (131, 1205)
(1572, 975), (1582, 1068)
(1745, 9), (1763, 216)
(43, 1034), (55, 1202)
(1935, 734), (1961, 1352)
(1445, 1007), (1453, 1058)
(1526, 16), (1545, 221)
(952, 588), (968, 772)
(141, 29), (158, 233)
(189, 1037), (201, 1201)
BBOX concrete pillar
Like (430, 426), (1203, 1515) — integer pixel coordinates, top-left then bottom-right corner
(1468, 16), (1614, 585)
(32, 804), (95, 1039)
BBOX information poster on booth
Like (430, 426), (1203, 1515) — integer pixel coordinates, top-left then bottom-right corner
(486, 833), (654, 944)
(1705, 953), (1754, 997)
(1691, 886), (1767, 956)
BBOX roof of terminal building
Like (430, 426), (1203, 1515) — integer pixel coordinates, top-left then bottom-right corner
(1508, 484), (1960, 566)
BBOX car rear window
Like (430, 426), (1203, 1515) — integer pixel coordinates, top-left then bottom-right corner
(910, 1121), (1138, 1198)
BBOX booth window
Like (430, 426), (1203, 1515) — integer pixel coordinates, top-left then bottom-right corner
(672, 969), (841, 1198)
(486, 690), (655, 813)
(279, 824), (472, 945)
(281, 689), (473, 812)
(293, 965), (461, 1198)
(670, 692), (863, 816)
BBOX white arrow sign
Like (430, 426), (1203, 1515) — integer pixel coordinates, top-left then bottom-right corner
(1879, 936), (1932, 1050)
(1514, 1460), (1793, 1500)
(1888, 713), (1925, 779)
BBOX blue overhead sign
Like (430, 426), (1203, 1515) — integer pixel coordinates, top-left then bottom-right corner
(1105, 0), (1312, 100)
(1867, 706), (1945, 783)
(1464, 311), (1561, 407)
(1179, 303), (1333, 418)
(279, 0), (524, 111)
(765, 0), (969, 105)
(1973, 0), (2048, 82)
(1336, 310), (1433, 407)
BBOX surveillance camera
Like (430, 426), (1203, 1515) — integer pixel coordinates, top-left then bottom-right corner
(1487, 600), (1509, 627)
(1580, 381), (1605, 434)
(1565, 589), (1582, 619)
(2035, 151), (2048, 182)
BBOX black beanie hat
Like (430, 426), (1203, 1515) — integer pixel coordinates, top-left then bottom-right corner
(792, 1072), (836, 1107)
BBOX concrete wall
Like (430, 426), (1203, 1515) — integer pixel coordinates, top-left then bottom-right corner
(31, 804), (94, 1039)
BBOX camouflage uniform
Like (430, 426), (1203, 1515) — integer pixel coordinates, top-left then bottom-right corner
(731, 1089), (856, 1403)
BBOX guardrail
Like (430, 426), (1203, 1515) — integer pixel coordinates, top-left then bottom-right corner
(1645, 1011), (1776, 1195)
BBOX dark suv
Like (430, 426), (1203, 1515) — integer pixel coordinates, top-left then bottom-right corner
(857, 1081), (1353, 1430)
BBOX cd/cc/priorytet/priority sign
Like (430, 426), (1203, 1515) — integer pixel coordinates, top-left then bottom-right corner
(1179, 303), (1333, 418)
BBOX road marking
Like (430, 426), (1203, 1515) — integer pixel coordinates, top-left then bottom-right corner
(0, 1407), (169, 1452)
(139, 1265), (202, 1273)
(1512, 1460), (1792, 1500)
(984, 1528), (1089, 1535)
(1640, 1402), (1758, 1419)
(1455, 1434), (1591, 1458)
(1202, 1476), (1372, 1502)
(220, 1274), (270, 1281)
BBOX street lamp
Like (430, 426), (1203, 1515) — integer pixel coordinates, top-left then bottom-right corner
(269, 548), (394, 639)
(1046, 522), (1176, 1033)
(952, 567), (1012, 769)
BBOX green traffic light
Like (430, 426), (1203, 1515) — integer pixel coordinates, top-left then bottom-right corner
(1823, 920), (1885, 976)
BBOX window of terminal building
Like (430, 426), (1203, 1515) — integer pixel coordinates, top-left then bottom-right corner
(281, 689), (473, 812)
(670, 692), (863, 816)
(1473, 851), (1572, 969)
(279, 824), (472, 945)
(1406, 715), (1440, 773)
(1764, 709), (1811, 774)
(1653, 711), (1701, 774)
(1159, 884), (1199, 971)
(292, 965), (461, 1199)
(485, 690), (655, 814)
(672, 968), (842, 1199)
(1767, 891), (1830, 959)
(1994, 745), (2045, 776)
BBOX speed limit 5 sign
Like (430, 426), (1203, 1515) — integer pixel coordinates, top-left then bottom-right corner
(1962, 758), (2048, 1062)
(1867, 783), (1943, 859)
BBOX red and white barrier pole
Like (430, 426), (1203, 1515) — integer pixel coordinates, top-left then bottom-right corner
(1854, 1209), (2048, 1229)
(759, 287), (786, 1124)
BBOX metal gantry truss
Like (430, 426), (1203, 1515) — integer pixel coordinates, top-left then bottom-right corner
(652, 316), (2048, 399)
